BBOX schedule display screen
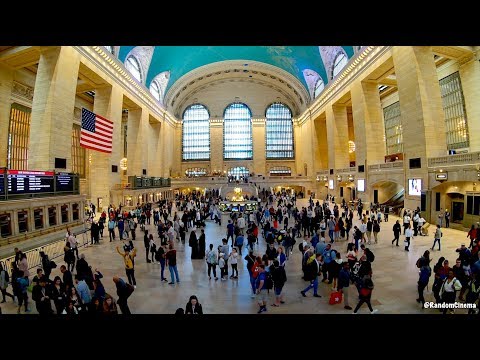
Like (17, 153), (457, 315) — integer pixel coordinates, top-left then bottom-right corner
(7, 170), (55, 195)
(56, 173), (74, 192)
(0, 171), (4, 195)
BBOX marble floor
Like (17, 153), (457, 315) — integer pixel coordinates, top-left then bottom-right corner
(1, 199), (476, 315)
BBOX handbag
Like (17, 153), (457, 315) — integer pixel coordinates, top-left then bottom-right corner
(329, 291), (343, 305)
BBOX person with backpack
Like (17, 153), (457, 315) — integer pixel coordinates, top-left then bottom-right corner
(372, 220), (380, 244)
(353, 277), (378, 313)
(0, 263), (14, 303)
(392, 220), (401, 246)
(439, 269), (462, 314)
(300, 253), (322, 298)
(116, 245), (137, 288)
(270, 260), (287, 307)
(206, 244), (218, 280)
(360, 244), (375, 263)
(16, 270), (30, 313)
(113, 276), (134, 315)
(255, 264), (269, 313)
(338, 262), (352, 310)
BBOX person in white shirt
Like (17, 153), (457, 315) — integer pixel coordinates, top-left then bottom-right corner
(229, 248), (239, 279)
(237, 215), (245, 234)
(403, 214), (411, 235)
(68, 233), (79, 260)
(404, 224), (413, 252)
(359, 221), (367, 243)
(439, 270), (462, 314)
(413, 213), (420, 236)
(417, 217), (426, 236)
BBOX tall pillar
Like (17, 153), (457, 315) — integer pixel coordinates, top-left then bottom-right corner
(313, 114), (328, 171)
(162, 123), (174, 177)
(326, 104), (350, 170)
(172, 124), (181, 177)
(90, 86), (123, 210)
(126, 108), (147, 176)
(459, 55), (480, 152)
(351, 81), (386, 167)
(210, 119), (223, 176)
(148, 120), (162, 177)
(252, 119), (266, 175)
(393, 46), (447, 210)
(29, 47), (80, 171)
(0, 64), (14, 167)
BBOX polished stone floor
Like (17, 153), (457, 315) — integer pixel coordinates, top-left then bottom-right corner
(1, 199), (475, 314)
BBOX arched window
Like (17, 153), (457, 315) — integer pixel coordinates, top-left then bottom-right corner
(269, 166), (292, 176)
(104, 46), (114, 55)
(223, 103), (252, 160)
(228, 167), (249, 178)
(150, 81), (161, 102)
(125, 55), (142, 82)
(182, 104), (210, 161)
(266, 103), (294, 159)
(332, 52), (348, 78)
(313, 78), (325, 98)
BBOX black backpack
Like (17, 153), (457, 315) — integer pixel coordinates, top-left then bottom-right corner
(3, 270), (9, 283)
(366, 249), (375, 262)
(298, 243), (304, 252)
(265, 272), (274, 290)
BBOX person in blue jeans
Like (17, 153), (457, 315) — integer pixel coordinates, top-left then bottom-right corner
(156, 245), (168, 282)
(431, 225), (443, 251)
(165, 244), (180, 284)
(300, 253), (322, 298)
(255, 265), (268, 313)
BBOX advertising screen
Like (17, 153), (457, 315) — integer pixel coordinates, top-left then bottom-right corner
(55, 173), (74, 192)
(408, 178), (422, 196)
(328, 179), (334, 190)
(357, 179), (365, 192)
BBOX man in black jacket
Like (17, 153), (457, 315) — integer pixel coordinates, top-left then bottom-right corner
(300, 253), (322, 298)
(32, 277), (53, 315)
(392, 220), (401, 246)
(113, 276), (133, 315)
(60, 265), (73, 290)
(271, 260), (287, 306)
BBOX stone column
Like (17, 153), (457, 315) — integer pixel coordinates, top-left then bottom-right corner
(392, 46), (447, 210)
(351, 81), (386, 167)
(0, 64), (14, 167)
(29, 47), (80, 171)
(252, 119), (266, 175)
(89, 86), (123, 210)
(326, 104), (350, 170)
(313, 115), (328, 172)
(458, 55), (480, 152)
(210, 119), (223, 176)
(148, 120), (162, 177)
(126, 108), (143, 176)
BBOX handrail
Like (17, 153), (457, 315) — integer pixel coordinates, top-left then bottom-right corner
(368, 161), (404, 171)
(428, 151), (480, 167)
(0, 224), (91, 280)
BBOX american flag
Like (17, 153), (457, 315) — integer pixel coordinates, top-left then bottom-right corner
(80, 108), (113, 153)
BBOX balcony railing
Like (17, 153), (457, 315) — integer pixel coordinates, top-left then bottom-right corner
(368, 161), (404, 171)
(428, 152), (480, 167)
(336, 167), (357, 174)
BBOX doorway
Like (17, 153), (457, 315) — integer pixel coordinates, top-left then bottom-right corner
(452, 201), (464, 223)
(373, 189), (378, 204)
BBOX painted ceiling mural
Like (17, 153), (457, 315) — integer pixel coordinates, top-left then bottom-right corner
(118, 46), (355, 97)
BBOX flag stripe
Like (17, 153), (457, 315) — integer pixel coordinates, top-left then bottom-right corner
(80, 138), (112, 152)
(80, 129), (112, 143)
(80, 108), (113, 154)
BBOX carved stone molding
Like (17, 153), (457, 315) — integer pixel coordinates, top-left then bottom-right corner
(12, 81), (34, 102)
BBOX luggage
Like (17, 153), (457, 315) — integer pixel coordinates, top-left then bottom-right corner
(329, 291), (343, 305)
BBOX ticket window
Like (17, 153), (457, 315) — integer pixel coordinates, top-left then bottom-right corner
(72, 204), (79, 221)
(18, 211), (28, 233)
(0, 214), (12, 238)
(61, 204), (69, 223)
(48, 207), (57, 226)
(34, 209), (44, 230)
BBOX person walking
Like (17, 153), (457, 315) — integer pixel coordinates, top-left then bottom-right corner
(255, 264), (269, 313)
(108, 217), (116, 242)
(198, 229), (206, 259)
(0, 263), (14, 303)
(392, 220), (401, 246)
(416, 261), (432, 305)
(300, 253), (322, 298)
(270, 260), (287, 307)
(229, 248), (239, 279)
(353, 277), (378, 314)
(439, 270), (462, 314)
(431, 225), (442, 251)
(437, 208), (444, 228)
(116, 245), (137, 288)
(144, 230), (151, 263)
(404, 224), (413, 251)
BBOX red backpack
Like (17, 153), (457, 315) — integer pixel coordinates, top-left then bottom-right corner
(252, 262), (260, 278)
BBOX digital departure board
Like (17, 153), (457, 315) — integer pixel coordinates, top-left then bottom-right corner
(7, 170), (55, 195)
(55, 173), (74, 192)
(0, 170), (4, 195)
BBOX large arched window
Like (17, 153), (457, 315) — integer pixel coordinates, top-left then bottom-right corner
(313, 78), (325, 98)
(332, 52), (348, 78)
(266, 103), (294, 159)
(182, 104), (210, 161)
(223, 103), (252, 160)
(150, 81), (161, 102)
(125, 55), (142, 82)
